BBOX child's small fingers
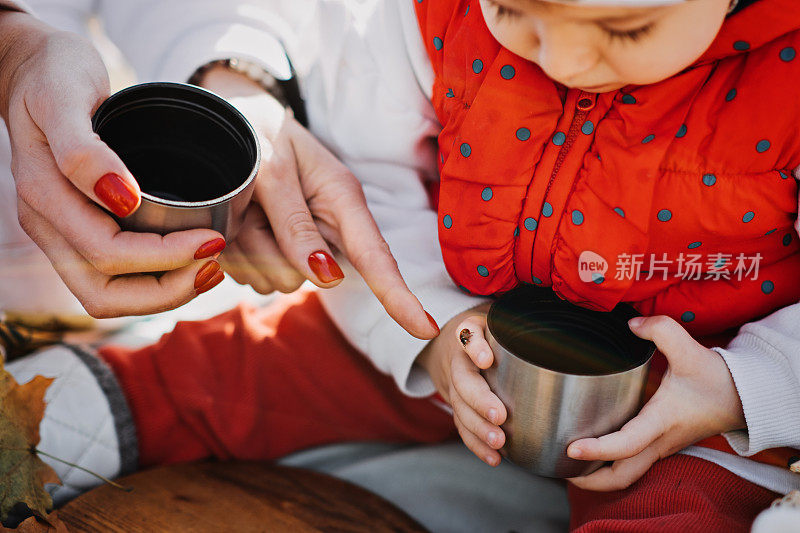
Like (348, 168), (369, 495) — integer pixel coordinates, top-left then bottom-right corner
(453, 415), (502, 467)
(567, 403), (666, 461)
(451, 353), (507, 425)
(455, 315), (494, 369)
(568, 446), (659, 492)
(451, 392), (505, 449)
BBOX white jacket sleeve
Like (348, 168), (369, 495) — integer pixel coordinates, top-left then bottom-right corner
(299, 0), (489, 397)
(97, 0), (299, 82)
(714, 166), (800, 455)
(716, 304), (800, 454)
(22, 0), (89, 35)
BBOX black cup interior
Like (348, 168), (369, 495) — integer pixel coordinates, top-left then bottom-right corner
(488, 286), (655, 375)
(93, 83), (258, 204)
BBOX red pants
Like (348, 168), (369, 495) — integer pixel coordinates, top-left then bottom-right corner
(100, 291), (777, 532)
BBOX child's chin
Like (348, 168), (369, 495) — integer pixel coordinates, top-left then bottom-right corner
(572, 83), (624, 93)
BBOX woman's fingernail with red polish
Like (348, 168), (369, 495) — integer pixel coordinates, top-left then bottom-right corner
(194, 261), (220, 290)
(94, 173), (139, 217)
(194, 238), (226, 260)
(308, 251), (344, 283)
(196, 271), (225, 295)
(425, 311), (440, 334)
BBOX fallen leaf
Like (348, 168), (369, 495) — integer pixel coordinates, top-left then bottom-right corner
(0, 360), (59, 522)
(8, 510), (68, 532)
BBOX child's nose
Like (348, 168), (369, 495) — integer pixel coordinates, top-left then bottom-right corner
(535, 30), (599, 85)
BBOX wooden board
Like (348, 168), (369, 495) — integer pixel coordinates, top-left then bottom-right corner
(59, 461), (427, 532)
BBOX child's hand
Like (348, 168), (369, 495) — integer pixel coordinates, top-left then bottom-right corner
(417, 305), (507, 466)
(567, 316), (746, 492)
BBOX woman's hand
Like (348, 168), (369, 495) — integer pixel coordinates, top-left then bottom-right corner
(1, 14), (227, 317)
(567, 316), (746, 492)
(201, 66), (440, 339)
(417, 305), (508, 465)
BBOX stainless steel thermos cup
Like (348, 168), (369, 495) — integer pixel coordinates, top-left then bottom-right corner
(483, 287), (655, 478)
(92, 82), (260, 240)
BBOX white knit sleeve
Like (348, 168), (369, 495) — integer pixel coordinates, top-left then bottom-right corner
(714, 166), (800, 455)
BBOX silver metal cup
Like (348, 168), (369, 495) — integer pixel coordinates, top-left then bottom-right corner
(92, 82), (260, 240)
(483, 287), (655, 478)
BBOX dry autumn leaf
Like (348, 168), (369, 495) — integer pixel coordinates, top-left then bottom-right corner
(0, 360), (60, 523)
(8, 510), (68, 532)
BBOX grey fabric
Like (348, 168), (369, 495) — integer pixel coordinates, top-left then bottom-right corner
(280, 442), (570, 533)
(64, 344), (139, 475)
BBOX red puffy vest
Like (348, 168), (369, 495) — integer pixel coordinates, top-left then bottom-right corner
(415, 0), (800, 469)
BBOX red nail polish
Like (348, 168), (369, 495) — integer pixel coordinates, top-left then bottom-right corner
(194, 261), (221, 290)
(196, 271), (225, 295)
(194, 238), (226, 260)
(425, 311), (440, 334)
(94, 173), (139, 217)
(308, 251), (344, 283)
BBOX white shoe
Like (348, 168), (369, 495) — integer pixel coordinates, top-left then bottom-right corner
(752, 491), (800, 533)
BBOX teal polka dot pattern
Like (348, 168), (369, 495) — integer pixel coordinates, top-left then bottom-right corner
(434, 37), (443, 50)
(657, 209), (672, 222)
(553, 132), (566, 146)
(581, 121), (594, 135)
(733, 41), (750, 51)
(500, 65), (515, 79)
(765, 228), (777, 236)
(780, 47), (796, 61)
(542, 202), (553, 218)
(688, 241), (702, 249)
(676, 124), (688, 138)
(592, 274), (605, 285)
(445, 88), (455, 98)
(780, 171), (789, 179)
(762, 280), (775, 294)
(614, 207), (625, 218)
(681, 311), (696, 323)
(481, 187), (493, 201)
(743, 211), (755, 223)
(702, 174), (716, 186)
(756, 140), (771, 153)
(460, 143), (472, 157)
(524, 217), (538, 231)
(622, 94), (636, 104)
(516, 128), (531, 141)
(784, 233), (793, 246)
(572, 210), (584, 225)
(642, 134), (655, 144)
(726, 88), (737, 102)
(443, 214), (453, 229)
(472, 59), (483, 74)
(477, 265), (489, 277)
(531, 276), (543, 284)
(514, 227), (520, 237)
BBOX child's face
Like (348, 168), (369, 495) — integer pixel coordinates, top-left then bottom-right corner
(480, 0), (730, 92)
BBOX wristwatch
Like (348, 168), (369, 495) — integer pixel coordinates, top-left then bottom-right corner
(188, 57), (308, 126)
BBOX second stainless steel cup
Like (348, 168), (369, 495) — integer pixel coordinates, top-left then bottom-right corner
(483, 287), (655, 478)
(92, 82), (260, 240)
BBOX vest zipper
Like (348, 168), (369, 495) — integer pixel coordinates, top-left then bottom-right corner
(544, 91), (596, 199)
(532, 91), (596, 281)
